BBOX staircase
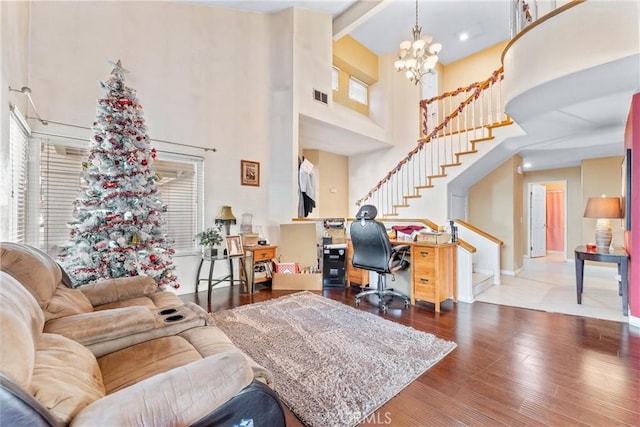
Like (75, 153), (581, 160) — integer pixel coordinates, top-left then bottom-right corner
(355, 68), (515, 302)
(356, 67), (513, 218)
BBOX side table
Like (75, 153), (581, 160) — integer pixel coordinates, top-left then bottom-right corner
(195, 252), (254, 307)
(243, 245), (277, 287)
(574, 245), (629, 316)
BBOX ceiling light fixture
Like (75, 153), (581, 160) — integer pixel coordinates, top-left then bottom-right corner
(394, 0), (442, 85)
(459, 32), (469, 41)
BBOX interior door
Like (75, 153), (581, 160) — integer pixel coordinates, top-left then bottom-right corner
(530, 184), (547, 258)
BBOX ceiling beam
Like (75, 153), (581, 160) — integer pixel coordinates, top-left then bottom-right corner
(333, 0), (392, 40)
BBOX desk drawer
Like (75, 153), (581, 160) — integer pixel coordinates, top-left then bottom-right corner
(414, 275), (436, 299)
(252, 247), (276, 261)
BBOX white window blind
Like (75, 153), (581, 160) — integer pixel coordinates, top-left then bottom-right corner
(332, 67), (340, 91)
(3, 110), (30, 243)
(348, 76), (368, 105)
(38, 138), (203, 255)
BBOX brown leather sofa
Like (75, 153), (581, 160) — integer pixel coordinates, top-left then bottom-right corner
(0, 242), (213, 357)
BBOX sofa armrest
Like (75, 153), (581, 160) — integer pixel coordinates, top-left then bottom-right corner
(70, 351), (254, 427)
(80, 276), (157, 306)
(44, 306), (155, 346)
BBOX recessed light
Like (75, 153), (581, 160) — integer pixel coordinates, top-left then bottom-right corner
(523, 162), (532, 169)
(459, 33), (469, 41)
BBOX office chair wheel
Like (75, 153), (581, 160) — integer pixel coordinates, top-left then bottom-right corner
(404, 300), (410, 308)
(381, 304), (388, 313)
(355, 297), (361, 306)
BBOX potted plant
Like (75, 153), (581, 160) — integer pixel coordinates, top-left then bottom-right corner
(195, 224), (224, 257)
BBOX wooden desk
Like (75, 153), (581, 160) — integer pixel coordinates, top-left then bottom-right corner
(345, 239), (457, 311)
(411, 242), (457, 312)
(575, 245), (628, 316)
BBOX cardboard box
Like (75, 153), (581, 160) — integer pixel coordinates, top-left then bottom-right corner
(272, 272), (322, 290)
(415, 232), (451, 244)
(273, 223), (322, 290)
(326, 228), (346, 244)
(240, 233), (259, 247)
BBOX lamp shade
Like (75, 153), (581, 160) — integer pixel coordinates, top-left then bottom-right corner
(215, 205), (236, 222)
(583, 197), (622, 219)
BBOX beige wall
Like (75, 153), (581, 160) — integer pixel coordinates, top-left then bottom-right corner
(442, 41), (508, 93)
(303, 149), (349, 218)
(468, 155), (523, 272)
(582, 156), (625, 248)
(522, 166), (582, 259)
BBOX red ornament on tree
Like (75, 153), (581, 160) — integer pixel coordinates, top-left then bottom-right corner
(173, 283), (180, 289)
(150, 254), (157, 262)
(141, 159), (148, 166)
(118, 98), (133, 105)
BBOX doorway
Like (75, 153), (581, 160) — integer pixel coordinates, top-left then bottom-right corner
(528, 181), (567, 259)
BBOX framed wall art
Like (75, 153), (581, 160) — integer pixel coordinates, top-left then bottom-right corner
(225, 235), (244, 257)
(241, 160), (260, 187)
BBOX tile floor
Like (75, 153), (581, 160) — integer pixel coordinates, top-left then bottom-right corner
(474, 253), (628, 323)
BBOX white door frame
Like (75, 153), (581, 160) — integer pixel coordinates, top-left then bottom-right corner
(527, 180), (568, 261)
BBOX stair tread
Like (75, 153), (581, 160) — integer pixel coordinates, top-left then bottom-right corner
(404, 195), (421, 199)
(471, 136), (494, 143)
(456, 150), (478, 156)
(415, 185), (434, 189)
(428, 174), (447, 178)
(442, 162), (462, 168)
(393, 204), (409, 208)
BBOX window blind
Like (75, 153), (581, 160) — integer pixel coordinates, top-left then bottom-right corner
(5, 110), (30, 243)
(348, 77), (368, 105)
(38, 138), (202, 255)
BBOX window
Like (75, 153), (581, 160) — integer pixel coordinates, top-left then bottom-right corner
(1, 108), (30, 243)
(35, 137), (203, 255)
(332, 67), (340, 91)
(348, 76), (368, 105)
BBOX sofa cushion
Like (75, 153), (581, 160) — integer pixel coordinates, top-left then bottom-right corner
(179, 326), (274, 386)
(31, 333), (105, 424)
(72, 351), (254, 427)
(0, 272), (44, 390)
(44, 306), (156, 346)
(44, 285), (94, 322)
(98, 336), (202, 394)
(79, 275), (157, 307)
(0, 243), (61, 308)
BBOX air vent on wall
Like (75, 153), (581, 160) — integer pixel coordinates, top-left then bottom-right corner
(313, 89), (328, 105)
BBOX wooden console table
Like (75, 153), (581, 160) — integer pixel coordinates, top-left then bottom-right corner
(574, 245), (629, 316)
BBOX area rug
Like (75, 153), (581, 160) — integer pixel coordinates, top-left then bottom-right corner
(211, 291), (456, 426)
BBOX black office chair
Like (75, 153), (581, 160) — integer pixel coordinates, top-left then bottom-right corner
(350, 205), (410, 312)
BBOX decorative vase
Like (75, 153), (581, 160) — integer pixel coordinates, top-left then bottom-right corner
(202, 246), (218, 258)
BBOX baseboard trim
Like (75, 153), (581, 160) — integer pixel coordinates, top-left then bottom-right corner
(629, 314), (640, 328)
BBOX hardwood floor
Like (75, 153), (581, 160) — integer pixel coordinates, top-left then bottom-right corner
(181, 286), (640, 426)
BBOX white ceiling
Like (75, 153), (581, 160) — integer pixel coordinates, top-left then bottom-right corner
(191, 0), (636, 173)
(192, 0), (510, 64)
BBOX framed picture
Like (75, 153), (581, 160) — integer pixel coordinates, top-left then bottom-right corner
(225, 235), (244, 257)
(241, 160), (260, 187)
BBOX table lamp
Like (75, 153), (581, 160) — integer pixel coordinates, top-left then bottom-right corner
(215, 205), (236, 235)
(583, 196), (622, 250)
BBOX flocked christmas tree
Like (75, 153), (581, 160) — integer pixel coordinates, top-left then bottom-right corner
(59, 60), (179, 289)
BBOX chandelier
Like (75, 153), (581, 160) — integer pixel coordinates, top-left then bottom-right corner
(394, 0), (442, 85)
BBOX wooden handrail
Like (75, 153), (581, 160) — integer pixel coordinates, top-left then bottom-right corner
(454, 219), (504, 246)
(355, 67), (504, 206)
(457, 239), (476, 253)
